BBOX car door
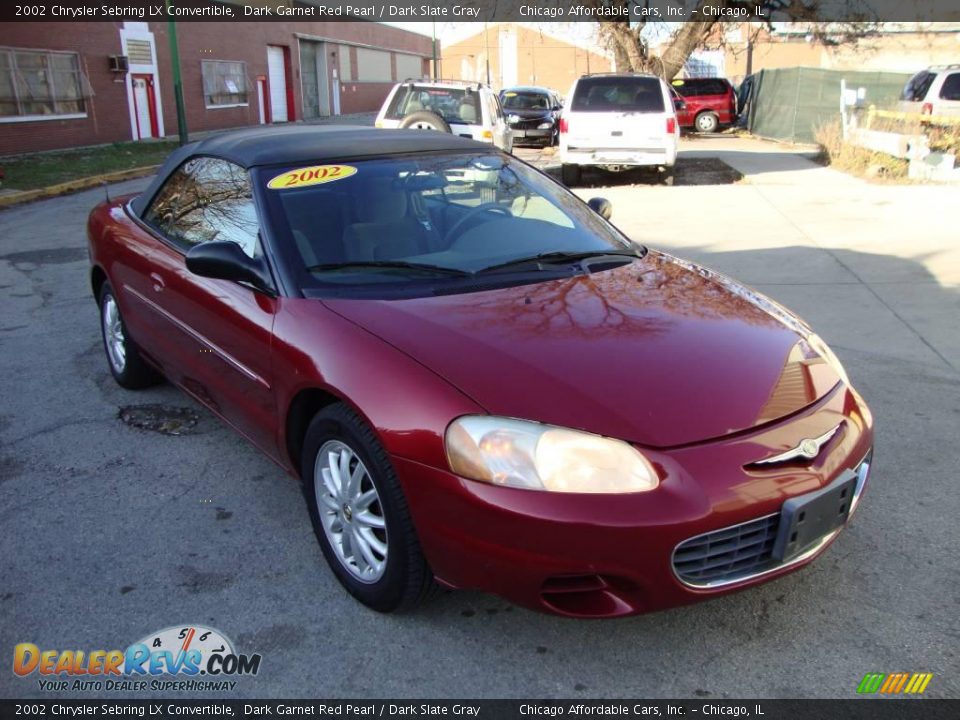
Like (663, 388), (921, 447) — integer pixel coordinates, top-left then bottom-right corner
(140, 157), (280, 457)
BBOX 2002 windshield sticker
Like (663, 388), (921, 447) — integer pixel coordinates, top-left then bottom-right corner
(12, 625), (261, 692)
(267, 164), (357, 189)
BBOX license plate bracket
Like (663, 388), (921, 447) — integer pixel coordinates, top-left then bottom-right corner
(772, 470), (858, 562)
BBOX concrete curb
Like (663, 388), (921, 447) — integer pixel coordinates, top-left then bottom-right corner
(0, 165), (159, 209)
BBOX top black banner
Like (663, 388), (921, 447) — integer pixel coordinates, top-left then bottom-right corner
(4, 0), (960, 23)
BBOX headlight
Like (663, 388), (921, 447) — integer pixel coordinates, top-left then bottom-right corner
(805, 333), (850, 386)
(445, 416), (659, 494)
(537, 122), (553, 129)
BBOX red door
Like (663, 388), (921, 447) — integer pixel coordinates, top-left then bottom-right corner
(131, 74), (159, 139)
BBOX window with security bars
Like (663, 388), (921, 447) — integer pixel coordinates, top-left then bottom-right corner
(202, 60), (248, 107)
(0, 47), (89, 119)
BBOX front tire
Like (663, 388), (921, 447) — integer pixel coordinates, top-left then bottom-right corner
(561, 163), (582, 186)
(98, 281), (161, 389)
(302, 403), (436, 612)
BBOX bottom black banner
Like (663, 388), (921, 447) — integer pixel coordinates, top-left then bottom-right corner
(0, 700), (957, 720)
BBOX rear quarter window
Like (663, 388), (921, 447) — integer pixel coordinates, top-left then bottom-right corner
(902, 71), (937, 102)
(571, 77), (665, 113)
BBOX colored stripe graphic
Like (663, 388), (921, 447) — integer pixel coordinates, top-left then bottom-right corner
(904, 673), (933, 694)
(857, 673), (885, 694)
(858, 672), (933, 694)
(880, 673), (908, 693)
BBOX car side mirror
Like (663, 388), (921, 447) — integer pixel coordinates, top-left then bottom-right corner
(185, 241), (273, 294)
(673, 98), (687, 112)
(588, 197), (612, 220)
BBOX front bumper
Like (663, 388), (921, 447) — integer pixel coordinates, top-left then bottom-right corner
(511, 127), (554, 143)
(395, 384), (873, 617)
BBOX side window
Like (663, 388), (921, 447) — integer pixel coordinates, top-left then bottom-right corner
(143, 157), (260, 258)
(940, 73), (960, 101)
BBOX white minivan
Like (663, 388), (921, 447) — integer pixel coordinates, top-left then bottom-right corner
(898, 65), (960, 119)
(559, 73), (681, 185)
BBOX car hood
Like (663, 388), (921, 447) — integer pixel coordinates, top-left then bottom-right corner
(323, 251), (841, 447)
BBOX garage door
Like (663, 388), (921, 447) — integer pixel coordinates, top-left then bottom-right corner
(395, 53), (424, 82)
(267, 45), (288, 122)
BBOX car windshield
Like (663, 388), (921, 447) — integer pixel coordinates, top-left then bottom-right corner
(256, 152), (636, 297)
(501, 91), (551, 110)
(385, 85), (481, 125)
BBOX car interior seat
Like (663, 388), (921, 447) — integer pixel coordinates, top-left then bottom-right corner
(280, 189), (349, 268)
(342, 177), (439, 261)
(405, 92), (424, 114)
(458, 96), (478, 124)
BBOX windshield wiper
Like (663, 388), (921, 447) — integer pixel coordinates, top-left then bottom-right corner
(477, 249), (640, 275)
(306, 260), (471, 277)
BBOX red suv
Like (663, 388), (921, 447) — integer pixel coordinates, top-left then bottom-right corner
(670, 77), (737, 133)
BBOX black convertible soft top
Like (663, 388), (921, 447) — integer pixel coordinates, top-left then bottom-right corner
(130, 125), (492, 216)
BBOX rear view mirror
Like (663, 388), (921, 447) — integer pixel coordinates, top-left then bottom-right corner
(673, 98), (687, 112)
(588, 197), (612, 220)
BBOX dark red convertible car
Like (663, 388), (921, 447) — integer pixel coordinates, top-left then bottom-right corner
(87, 126), (873, 618)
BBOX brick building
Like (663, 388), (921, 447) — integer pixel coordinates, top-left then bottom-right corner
(441, 24), (614, 95)
(0, 21), (433, 155)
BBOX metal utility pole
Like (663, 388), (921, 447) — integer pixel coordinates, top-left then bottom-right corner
(165, 0), (188, 145)
(484, 23), (491, 85)
(432, 22), (438, 80)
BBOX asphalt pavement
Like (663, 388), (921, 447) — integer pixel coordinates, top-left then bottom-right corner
(1, 138), (958, 700)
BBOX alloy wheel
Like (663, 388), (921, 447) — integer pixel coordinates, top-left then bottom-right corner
(102, 295), (127, 374)
(314, 440), (388, 583)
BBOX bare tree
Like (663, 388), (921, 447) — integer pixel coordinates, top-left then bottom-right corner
(582, 1), (881, 79)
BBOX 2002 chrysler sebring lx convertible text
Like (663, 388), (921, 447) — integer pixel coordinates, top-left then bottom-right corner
(87, 126), (873, 618)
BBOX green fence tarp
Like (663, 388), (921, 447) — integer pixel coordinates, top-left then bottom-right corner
(747, 67), (912, 144)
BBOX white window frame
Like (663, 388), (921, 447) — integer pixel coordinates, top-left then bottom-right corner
(0, 46), (89, 123)
(201, 59), (250, 109)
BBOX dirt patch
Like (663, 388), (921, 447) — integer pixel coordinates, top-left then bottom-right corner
(118, 404), (199, 436)
(543, 157), (742, 188)
(674, 157), (743, 186)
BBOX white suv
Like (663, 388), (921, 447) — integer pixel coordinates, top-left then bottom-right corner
(376, 80), (513, 152)
(559, 73), (681, 185)
(898, 65), (960, 118)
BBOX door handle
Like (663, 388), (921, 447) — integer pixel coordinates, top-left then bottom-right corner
(149, 272), (165, 292)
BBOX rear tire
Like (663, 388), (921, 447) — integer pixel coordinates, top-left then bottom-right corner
(694, 111), (719, 134)
(659, 167), (676, 186)
(302, 403), (436, 613)
(399, 111), (451, 133)
(98, 281), (161, 389)
(561, 163), (582, 186)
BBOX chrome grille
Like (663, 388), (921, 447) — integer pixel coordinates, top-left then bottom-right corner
(673, 513), (779, 586)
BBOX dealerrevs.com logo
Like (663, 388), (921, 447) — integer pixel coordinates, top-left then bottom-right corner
(13, 625), (261, 692)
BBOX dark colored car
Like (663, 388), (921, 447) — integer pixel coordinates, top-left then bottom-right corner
(87, 126), (873, 618)
(499, 86), (562, 146)
(670, 77), (737, 133)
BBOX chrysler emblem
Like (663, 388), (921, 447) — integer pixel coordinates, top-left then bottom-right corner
(755, 425), (841, 465)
